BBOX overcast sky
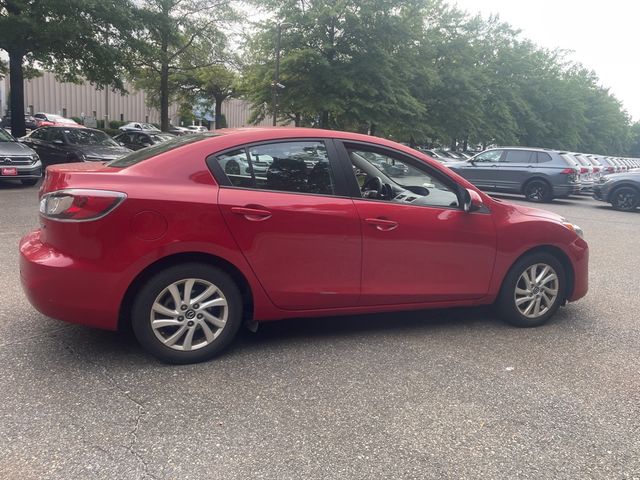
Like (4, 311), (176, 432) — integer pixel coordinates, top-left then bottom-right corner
(453, 0), (640, 121)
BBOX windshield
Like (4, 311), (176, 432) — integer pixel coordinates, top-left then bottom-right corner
(0, 129), (15, 142)
(64, 129), (118, 146)
(108, 133), (217, 168)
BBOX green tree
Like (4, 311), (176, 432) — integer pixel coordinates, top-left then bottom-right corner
(133, 0), (234, 131)
(0, 0), (138, 137)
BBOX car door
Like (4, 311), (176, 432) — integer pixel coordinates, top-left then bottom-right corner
(494, 149), (535, 192)
(44, 128), (72, 165)
(338, 141), (497, 305)
(211, 139), (362, 310)
(452, 149), (503, 189)
(21, 128), (48, 160)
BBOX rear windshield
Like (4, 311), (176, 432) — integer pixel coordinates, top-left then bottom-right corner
(108, 133), (218, 168)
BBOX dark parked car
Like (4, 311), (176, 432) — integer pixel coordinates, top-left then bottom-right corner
(118, 122), (161, 133)
(1, 115), (38, 131)
(114, 131), (176, 151)
(21, 127), (131, 167)
(593, 171), (640, 211)
(0, 128), (42, 186)
(447, 147), (581, 202)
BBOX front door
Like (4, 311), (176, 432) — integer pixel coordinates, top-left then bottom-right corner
(452, 149), (503, 190)
(213, 140), (362, 310)
(341, 142), (497, 305)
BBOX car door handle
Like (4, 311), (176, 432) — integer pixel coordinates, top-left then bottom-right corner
(230, 206), (272, 221)
(364, 217), (399, 231)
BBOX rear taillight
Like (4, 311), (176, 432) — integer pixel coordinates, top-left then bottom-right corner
(607, 166), (615, 173)
(560, 168), (575, 174)
(39, 189), (126, 222)
(580, 167), (588, 173)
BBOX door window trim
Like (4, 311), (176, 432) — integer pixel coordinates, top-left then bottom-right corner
(205, 138), (353, 198)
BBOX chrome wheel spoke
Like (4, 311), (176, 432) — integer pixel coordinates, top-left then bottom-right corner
(182, 327), (196, 351)
(191, 285), (218, 305)
(163, 325), (188, 346)
(514, 262), (559, 319)
(201, 321), (216, 342)
(535, 265), (549, 283)
(516, 295), (533, 306)
(515, 287), (530, 296)
(202, 310), (226, 329)
(183, 279), (195, 304)
(152, 302), (178, 318)
(200, 297), (227, 309)
(167, 284), (182, 308)
(152, 318), (182, 329)
(540, 273), (558, 287)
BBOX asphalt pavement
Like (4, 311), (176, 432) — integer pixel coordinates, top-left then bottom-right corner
(0, 179), (639, 480)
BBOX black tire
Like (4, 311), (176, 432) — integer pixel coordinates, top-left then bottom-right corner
(225, 160), (241, 175)
(20, 178), (38, 186)
(131, 263), (243, 364)
(523, 179), (553, 203)
(496, 252), (566, 328)
(610, 186), (639, 212)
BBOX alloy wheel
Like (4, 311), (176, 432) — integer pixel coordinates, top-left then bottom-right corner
(525, 182), (547, 202)
(514, 263), (559, 319)
(150, 278), (228, 351)
(612, 188), (638, 211)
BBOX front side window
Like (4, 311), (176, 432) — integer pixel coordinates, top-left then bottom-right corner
(348, 147), (460, 209)
(474, 150), (503, 163)
(48, 129), (66, 143)
(218, 141), (336, 196)
(64, 129), (118, 146)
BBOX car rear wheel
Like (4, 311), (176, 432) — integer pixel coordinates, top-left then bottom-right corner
(496, 252), (566, 328)
(610, 186), (638, 211)
(131, 263), (243, 364)
(523, 179), (552, 203)
(20, 178), (38, 186)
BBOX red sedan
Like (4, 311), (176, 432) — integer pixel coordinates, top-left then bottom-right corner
(20, 128), (588, 363)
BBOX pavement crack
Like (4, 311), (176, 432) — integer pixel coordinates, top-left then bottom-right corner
(63, 344), (159, 480)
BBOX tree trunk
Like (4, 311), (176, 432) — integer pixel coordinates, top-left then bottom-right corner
(320, 111), (329, 129)
(9, 50), (26, 138)
(214, 95), (223, 130)
(294, 112), (301, 127)
(463, 138), (468, 151)
(160, 62), (169, 132)
(369, 123), (376, 136)
(450, 137), (457, 151)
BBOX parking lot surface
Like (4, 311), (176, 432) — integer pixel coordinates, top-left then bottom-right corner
(1, 180), (639, 480)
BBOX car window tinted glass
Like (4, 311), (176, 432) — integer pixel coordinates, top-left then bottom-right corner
(348, 147), (459, 209)
(108, 134), (215, 168)
(235, 141), (336, 195)
(48, 129), (65, 143)
(503, 150), (533, 163)
(65, 129), (118, 146)
(561, 154), (579, 166)
(0, 129), (14, 142)
(474, 150), (502, 162)
(217, 149), (252, 187)
(29, 129), (46, 140)
(537, 152), (552, 163)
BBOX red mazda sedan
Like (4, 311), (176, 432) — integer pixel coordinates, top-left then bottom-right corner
(20, 128), (588, 363)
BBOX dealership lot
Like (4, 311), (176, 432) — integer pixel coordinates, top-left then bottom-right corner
(1, 181), (639, 479)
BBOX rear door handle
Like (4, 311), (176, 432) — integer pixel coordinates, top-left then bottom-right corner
(364, 217), (399, 231)
(230, 206), (272, 221)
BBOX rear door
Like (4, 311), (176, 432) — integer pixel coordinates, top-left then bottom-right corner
(212, 139), (362, 310)
(494, 149), (535, 192)
(452, 149), (503, 189)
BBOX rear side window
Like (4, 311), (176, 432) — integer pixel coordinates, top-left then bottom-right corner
(502, 150), (533, 163)
(474, 150), (502, 162)
(536, 152), (552, 163)
(561, 154), (579, 166)
(216, 141), (337, 196)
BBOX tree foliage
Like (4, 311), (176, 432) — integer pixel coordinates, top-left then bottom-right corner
(243, 0), (636, 155)
(0, 0), (139, 136)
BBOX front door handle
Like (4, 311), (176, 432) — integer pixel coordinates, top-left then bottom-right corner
(230, 206), (272, 221)
(364, 217), (399, 231)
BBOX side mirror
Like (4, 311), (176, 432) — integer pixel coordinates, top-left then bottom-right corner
(462, 188), (484, 213)
(141, 142), (151, 148)
(118, 141), (125, 146)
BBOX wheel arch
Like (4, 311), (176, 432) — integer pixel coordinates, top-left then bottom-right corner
(501, 245), (575, 302)
(118, 251), (254, 331)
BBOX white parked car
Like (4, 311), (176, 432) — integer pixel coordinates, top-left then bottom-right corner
(119, 122), (161, 133)
(186, 125), (209, 133)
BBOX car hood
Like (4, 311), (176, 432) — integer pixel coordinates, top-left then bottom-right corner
(0, 141), (37, 156)
(512, 203), (564, 222)
(74, 145), (132, 160)
(601, 171), (640, 181)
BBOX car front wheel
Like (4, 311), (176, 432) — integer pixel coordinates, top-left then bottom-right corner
(497, 252), (566, 327)
(131, 263), (243, 364)
(610, 186), (639, 211)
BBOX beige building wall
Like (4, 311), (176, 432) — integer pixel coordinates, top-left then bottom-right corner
(1, 72), (278, 129)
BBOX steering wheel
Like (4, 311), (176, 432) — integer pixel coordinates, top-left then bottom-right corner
(362, 176), (384, 199)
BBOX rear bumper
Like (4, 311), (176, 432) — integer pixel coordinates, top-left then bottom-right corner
(553, 184), (581, 196)
(19, 230), (121, 330)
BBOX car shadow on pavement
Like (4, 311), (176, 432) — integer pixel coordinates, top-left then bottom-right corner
(489, 193), (579, 205)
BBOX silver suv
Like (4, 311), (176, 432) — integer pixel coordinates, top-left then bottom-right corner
(447, 147), (581, 202)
